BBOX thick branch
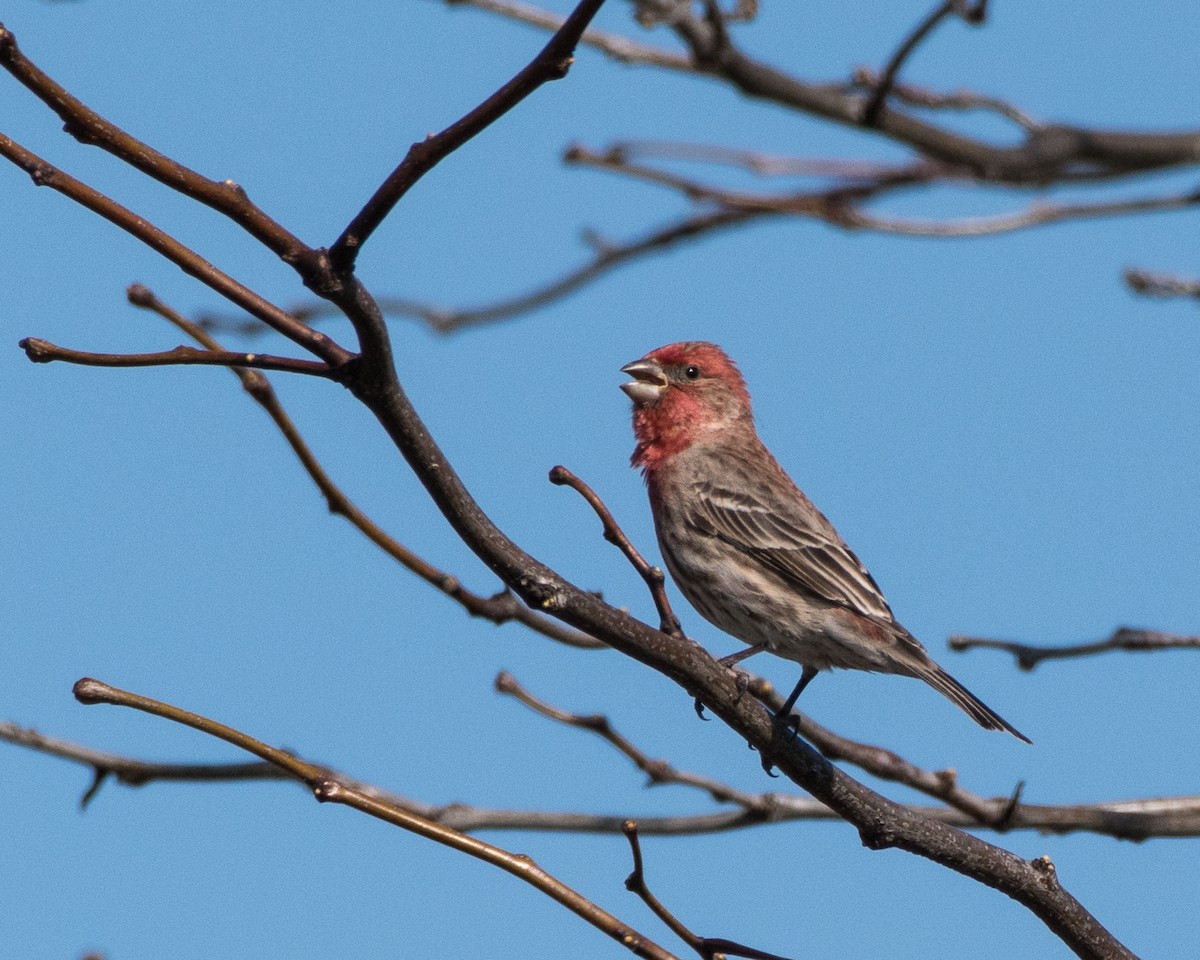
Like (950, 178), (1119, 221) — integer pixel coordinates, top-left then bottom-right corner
(949, 627), (1200, 671)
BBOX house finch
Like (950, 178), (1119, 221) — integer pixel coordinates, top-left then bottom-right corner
(621, 341), (1029, 742)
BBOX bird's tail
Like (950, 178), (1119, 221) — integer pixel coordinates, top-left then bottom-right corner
(918, 664), (1032, 744)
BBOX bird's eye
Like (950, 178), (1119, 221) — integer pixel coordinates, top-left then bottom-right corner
(684, 365), (701, 380)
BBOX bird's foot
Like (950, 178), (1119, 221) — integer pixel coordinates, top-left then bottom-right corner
(693, 697), (710, 720)
(771, 707), (803, 743)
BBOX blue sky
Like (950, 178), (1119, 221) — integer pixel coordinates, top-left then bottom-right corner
(3, 2), (1198, 958)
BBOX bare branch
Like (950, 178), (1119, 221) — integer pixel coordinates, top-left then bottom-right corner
(622, 821), (794, 960)
(1126, 267), (1200, 300)
(125, 285), (603, 651)
(949, 627), (1200, 672)
(445, 0), (692, 70)
(0, 23), (308, 263)
(330, 0), (610, 271)
(0, 132), (352, 366)
(568, 143), (1200, 237)
(197, 207), (763, 336)
(850, 69), (1040, 132)
(860, 0), (988, 127)
(550, 466), (682, 636)
(496, 672), (766, 811)
(9, 715), (1200, 841)
(0, 720), (289, 809)
(19, 337), (335, 378)
(71, 678), (681, 960)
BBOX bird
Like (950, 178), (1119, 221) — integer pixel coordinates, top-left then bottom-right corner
(620, 341), (1030, 742)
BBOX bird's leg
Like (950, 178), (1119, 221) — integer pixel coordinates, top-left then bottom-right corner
(775, 664), (819, 732)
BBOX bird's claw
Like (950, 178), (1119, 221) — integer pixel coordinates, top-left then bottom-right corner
(693, 697), (710, 720)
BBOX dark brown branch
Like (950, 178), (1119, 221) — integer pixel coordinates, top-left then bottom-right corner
(860, 0), (988, 127)
(73, 678), (681, 960)
(124, 285), (603, 651)
(19, 337), (335, 377)
(949, 627), (1200, 671)
(0, 23), (309, 264)
(622, 822), (794, 960)
(0, 132), (353, 366)
(550, 465), (682, 636)
(329, 0), (609, 271)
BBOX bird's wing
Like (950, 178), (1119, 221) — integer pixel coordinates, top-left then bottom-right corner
(689, 481), (896, 622)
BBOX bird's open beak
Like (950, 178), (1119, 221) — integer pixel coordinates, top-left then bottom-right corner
(620, 358), (668, 404)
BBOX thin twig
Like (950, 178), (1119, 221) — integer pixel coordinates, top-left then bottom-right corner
(197, 207), (764, 336)
(949, 627), (1200, 671)
(0, 132), (352, 366)
(851, 68), (1039, 131)
(0, 720), (289, 809)
(861, 0), (988, 127)
(622, 821), (795, 960)
(445, 0), (692, 70)
(549, 466), (682, 636)
(1125, 268), (1200, 300)
(9, 715), (1199, 840)
(569, 143), (1200, 236)
(330, 0), (610, 271)
(124, 285), (603, 650)
(496, 672), (768, 811)
(71, 678), (681, 960)
(19, 338), (335, 377)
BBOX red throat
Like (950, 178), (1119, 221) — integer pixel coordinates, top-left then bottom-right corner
(628, 342), (751, 474)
